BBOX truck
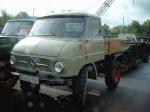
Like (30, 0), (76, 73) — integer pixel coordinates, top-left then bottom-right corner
(10, 13), (124, 106)
(118, 33), (137, 42)
(0, 19), (35, 87)
(9, 12), (150, 106)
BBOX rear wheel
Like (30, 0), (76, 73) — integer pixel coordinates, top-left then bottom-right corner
(105, 62), (121, 90)
(72, 67), (88, 106)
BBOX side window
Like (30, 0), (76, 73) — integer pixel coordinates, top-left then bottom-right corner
(86, 18), (100, 39)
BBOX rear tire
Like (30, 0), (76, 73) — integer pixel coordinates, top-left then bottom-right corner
(72, 67), (88, 106)
(105, 62), (121, 90)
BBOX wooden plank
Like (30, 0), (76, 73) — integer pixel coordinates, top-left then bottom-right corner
(104, 38), (125, 55)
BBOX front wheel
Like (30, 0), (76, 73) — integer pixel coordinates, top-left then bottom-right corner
(105, 62), (121, 90)
(72, 67), (88, 106)
(20, 81), (40, 95)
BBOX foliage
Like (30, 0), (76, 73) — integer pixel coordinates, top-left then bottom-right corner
(0, 10), (13, 27)
(142, 20), (150, 37)
(129, 20), (142, 36)
(106, 19), (150, 38)
(103, 24), (111, 35)
(110, 26), (122, 35)
(15, 12), (32, 19)
(0, 10), (32, 28)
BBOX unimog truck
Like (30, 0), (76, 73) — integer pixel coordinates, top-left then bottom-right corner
(0, 19), (34, 87)
(10, 13), (125, 106)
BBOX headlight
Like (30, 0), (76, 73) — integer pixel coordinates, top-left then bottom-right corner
(10, 56), (16, 65)
(54, 62), (64, 73)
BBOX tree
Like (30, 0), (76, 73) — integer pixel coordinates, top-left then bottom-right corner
(110, 26), (122, 35)
(103, 24), (111, 35)
(130, 20), (142, 36)
(15, 11), (31, 19)
(142, 19), (150, 37)
(0, 10), (13, 27)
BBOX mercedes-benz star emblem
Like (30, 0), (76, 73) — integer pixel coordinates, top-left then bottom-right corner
(28, 58), (36, 69)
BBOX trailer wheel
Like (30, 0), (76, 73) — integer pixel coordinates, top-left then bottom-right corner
(72, 67), (88, 106)
(143, 53), (149, 62)
(131, 56), (137, 69)
(105, 62), (121, 90)
(121, 57), (129, 73)
(20, 81), (40, 95)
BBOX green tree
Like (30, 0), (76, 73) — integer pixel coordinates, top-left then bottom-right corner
(130, 20), (142, 36)
(103, 24), (111, 35)
(0, 10), (13, 27)
(142, 19), (150, 37)
(110, 26), (122, 35)
(15, 11), (31, 19)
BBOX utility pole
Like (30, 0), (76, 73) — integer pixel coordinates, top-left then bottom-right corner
(33, 8), (35, 18)
(122, 17), (125, 33)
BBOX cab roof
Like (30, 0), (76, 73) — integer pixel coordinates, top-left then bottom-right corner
(38, 12), (100, 19)
(7, 19), (35, 22)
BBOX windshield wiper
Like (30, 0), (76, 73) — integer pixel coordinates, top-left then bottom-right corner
(2, 33), (19, 36)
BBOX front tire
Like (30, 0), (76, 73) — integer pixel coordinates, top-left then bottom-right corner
(20, 81), (40, 95)
(72, 67), (88, 106)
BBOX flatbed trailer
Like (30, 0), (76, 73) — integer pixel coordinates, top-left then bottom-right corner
(104, 37), (149, 73)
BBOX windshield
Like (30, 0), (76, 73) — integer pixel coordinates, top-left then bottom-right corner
(29, 17), (85, 38)
(1, 21), (33, 36)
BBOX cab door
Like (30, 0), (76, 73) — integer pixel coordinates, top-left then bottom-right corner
(84, 17), (105, 63)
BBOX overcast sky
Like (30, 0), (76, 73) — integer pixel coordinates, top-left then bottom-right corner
(0, 0), (149, 27)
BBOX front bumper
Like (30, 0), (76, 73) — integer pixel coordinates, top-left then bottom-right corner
(11, 69), (72, 86)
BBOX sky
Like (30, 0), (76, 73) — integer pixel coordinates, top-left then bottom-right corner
(0, 0), (150, 27)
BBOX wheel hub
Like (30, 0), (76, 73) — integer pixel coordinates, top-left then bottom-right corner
(114, 68), (121, 82)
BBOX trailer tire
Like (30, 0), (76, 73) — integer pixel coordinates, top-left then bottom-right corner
(143, 53), (149, 63)
(72, 67), (88, 106)
(121, 57), (129, 73)
(105, 62), (121, 90)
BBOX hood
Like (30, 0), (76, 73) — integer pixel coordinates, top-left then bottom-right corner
(12, 37), (68, 57)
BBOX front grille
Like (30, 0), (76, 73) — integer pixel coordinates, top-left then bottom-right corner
(14, 55), (52, 72)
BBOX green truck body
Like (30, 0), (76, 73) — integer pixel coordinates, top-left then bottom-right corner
(0, 19), (35, 67)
